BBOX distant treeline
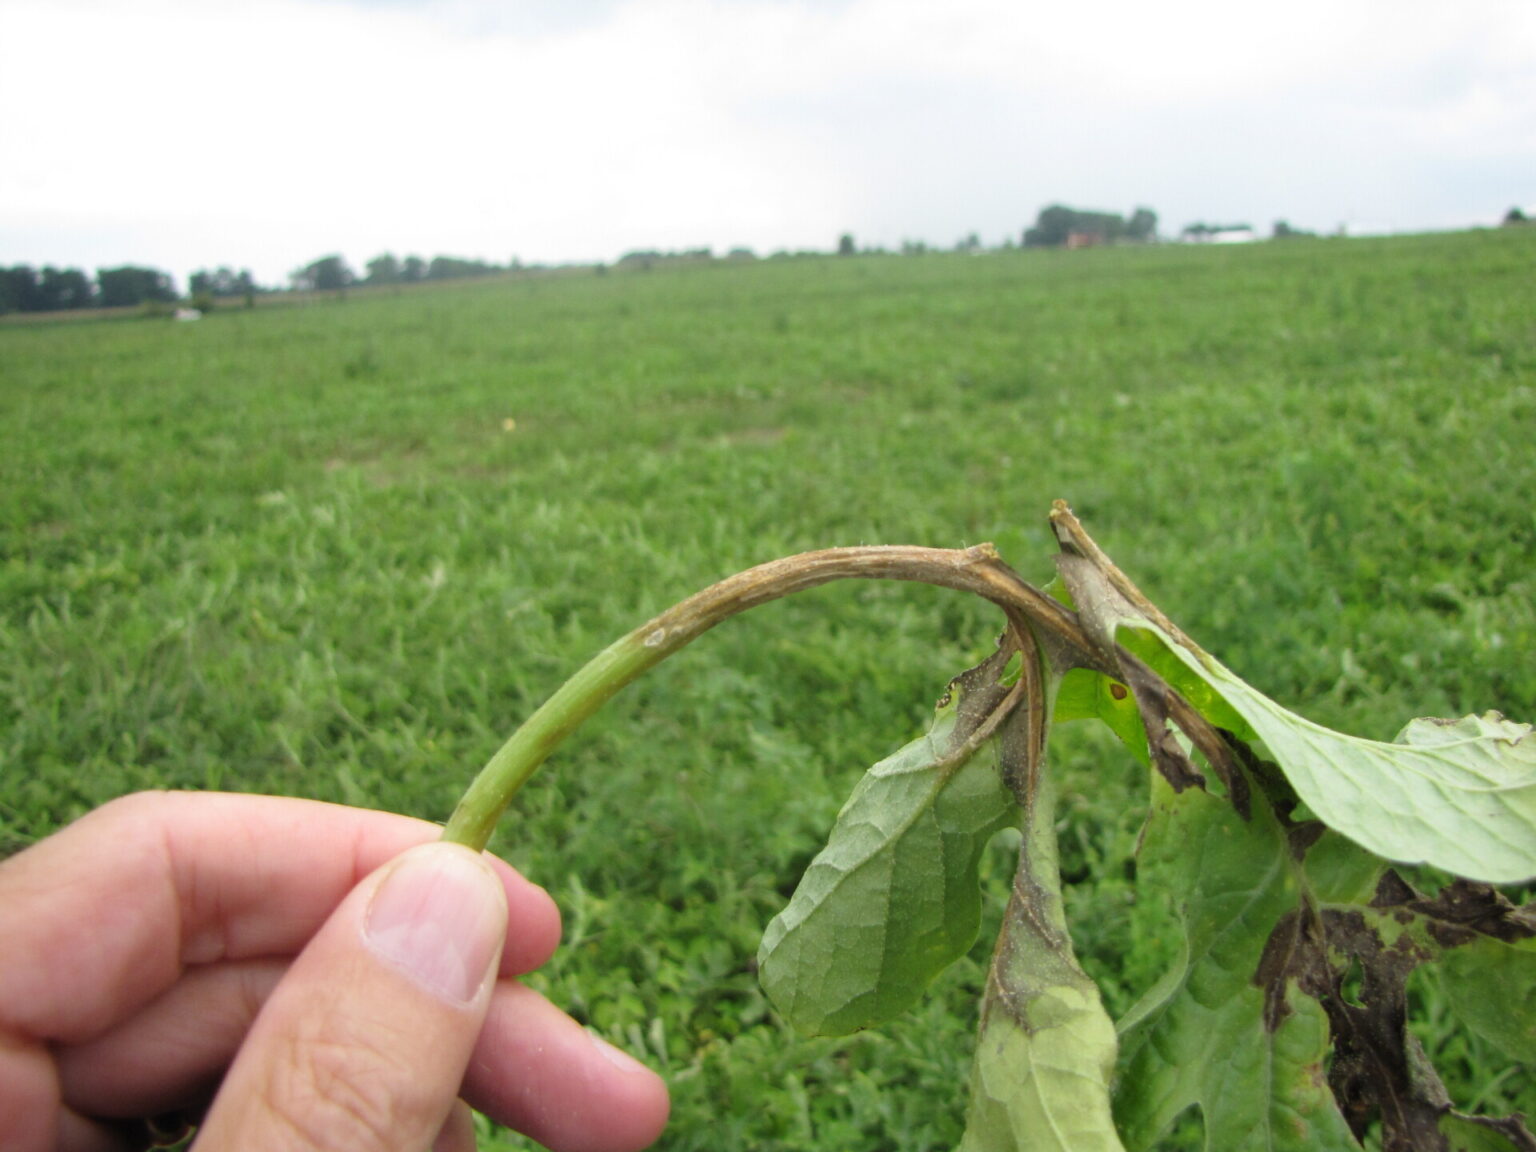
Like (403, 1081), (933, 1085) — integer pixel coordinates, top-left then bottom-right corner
(0, 264), (181, 315)
(295, 253), (511, 293)
(1022, 205), (1159, 248)
(0, 253), (518, 315)
(22, 202), (1513, 317)
(0, 263), (273, 315)
(3, 210), (1177, 316)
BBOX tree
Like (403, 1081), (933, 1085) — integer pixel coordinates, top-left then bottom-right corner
(1127, 207), (1158, 243)
(1023, 205), (1140, 248)
(1504, 207), (1529, 227)
(293, 255), (354, 294)
(401, 256), (427, 283)
(189, 267), (258, 300)
(0, 266), (43, 314)
(1024, 205), (1073, 248)
(96, 265), (177, 308)
(837, 233), (856, 257)
(365, 253), (401, 285)
(427, 256), (499, 280)
(37, 266), (94, 310)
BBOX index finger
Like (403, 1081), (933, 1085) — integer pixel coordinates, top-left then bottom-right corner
(0, 791), (558, 1045)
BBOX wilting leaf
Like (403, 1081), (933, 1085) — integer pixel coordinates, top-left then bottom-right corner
(757, 646), (1020, 1035)
(1297, 891), (1536, 1150)
(1113, 772), (1361, 1152)
(960, 736), (1125, 1152)
(1057, 550), (1536, 884)
(1368, 878), (1536, 1063)
(1152, 629), (1536, 884)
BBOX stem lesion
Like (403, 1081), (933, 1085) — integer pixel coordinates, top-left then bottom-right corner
(442, 543), (1047, 849)
(440, 514), (1231, 852)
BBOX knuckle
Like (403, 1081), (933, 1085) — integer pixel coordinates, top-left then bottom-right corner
(259, 1016), (420, 1152)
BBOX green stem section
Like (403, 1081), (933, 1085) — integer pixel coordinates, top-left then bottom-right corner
(441, 625), (667, 850)
(441, 543), (1074, 851)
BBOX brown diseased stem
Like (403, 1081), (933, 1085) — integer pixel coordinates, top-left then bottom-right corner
(443, 542), (1096, 851)
(441, 517), (1221, 852)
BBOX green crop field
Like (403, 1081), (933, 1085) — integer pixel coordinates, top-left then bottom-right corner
(3, 229), (1533, 1148)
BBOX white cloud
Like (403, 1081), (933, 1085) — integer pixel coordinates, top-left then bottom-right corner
(1, 0), (1532, 287)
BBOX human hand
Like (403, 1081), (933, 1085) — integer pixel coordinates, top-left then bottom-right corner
(0, 791), (670, 1151)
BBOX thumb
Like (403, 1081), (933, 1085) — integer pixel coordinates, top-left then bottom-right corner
(196, 841), (508, 1152)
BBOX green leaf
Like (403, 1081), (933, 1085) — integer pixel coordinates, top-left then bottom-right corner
(1439, 934), (1536, 1060)
(1439, 1112), (1536, 1152)
(757, 647), (1020, 1036)
(1300, 828), (1386, 905)
(960, 759), (1125, 1152)
(1053, 667), (1148, 763)
(1113, 772), (1361, 1152)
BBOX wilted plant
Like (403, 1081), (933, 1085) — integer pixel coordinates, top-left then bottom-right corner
(444, 502), (1535, 1152)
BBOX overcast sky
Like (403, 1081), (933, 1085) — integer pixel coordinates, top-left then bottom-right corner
(2, 0), (1532, 289)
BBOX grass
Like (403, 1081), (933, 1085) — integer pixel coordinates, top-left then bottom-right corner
(2, 229), (1534, 1147)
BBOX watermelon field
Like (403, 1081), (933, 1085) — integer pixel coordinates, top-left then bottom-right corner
(2, 228), (1533, 1149)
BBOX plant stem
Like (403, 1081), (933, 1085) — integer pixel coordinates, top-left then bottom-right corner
(441, 543), (1071, 851)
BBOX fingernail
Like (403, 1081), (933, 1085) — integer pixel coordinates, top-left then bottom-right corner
(365, 843), (506, 1004)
